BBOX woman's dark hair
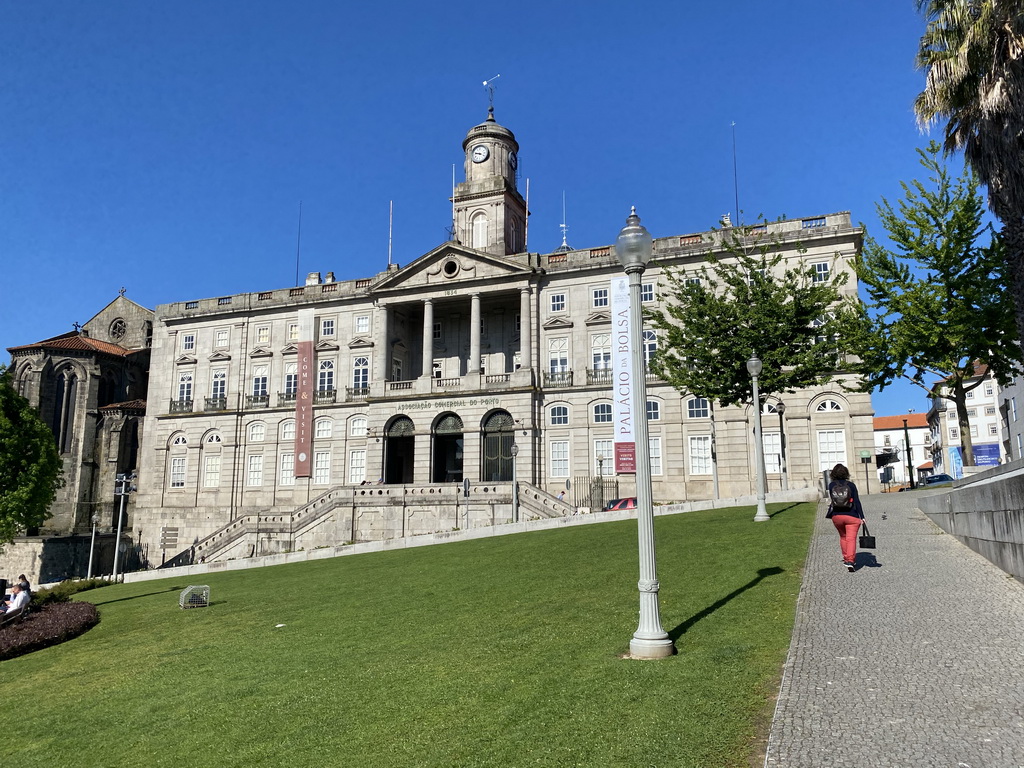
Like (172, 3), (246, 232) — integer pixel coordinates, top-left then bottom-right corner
(830, 464), (850, 481)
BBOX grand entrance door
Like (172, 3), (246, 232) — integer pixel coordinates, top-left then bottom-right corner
(432, 413), (464, 483)
(383, 416), (415, 484)
(481, 410), (515, 482)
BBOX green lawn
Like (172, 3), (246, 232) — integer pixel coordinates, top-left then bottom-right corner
(0, 502), (815, 767)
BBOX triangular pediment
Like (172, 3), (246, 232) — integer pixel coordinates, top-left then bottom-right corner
(585, 311), (611, 325)
(280, 343), (298, 356)
(208, 351), (232, 362)
(175, 354), (197, 366)
(348, 336), (374, 349)
(542, 317), (574, 330)
(249, 346), (274, 359)
(371, 242), (531, 293)
(315, 340), (340, 352)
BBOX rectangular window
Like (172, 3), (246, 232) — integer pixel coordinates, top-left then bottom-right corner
(594, 439), (614, 476)
(356, 315), (370, 334)
(950, 426), (959, 439)
(966, 389), (975, 399)
(649, 437), (662, 475)
(318, 360), (335, 392)
(313, 451), (331, 484)
(178, 372), (193, 401)
(686, 276), (702, 287)
(763, 432), (781, 473)
(550, 441), (570, 478)
(550, 293), (566, 312)
(349, 450), (366, 484)
(170, 457), (187, 488)
(592, 287), (609, 308)
(252, 365), (269, 397)
(591, 333), (610, 370)
(288, 323), (299, 341)
(985, 383), (994, 396)
(214, 329), (229, 348)
(321, 319), (335, 337)
(284, 362), (298, 394)
(280, 453), (295, 486)
(432, 361), (443, 379)
(353, 357), (370, 389)
(689, 436), (711, 475)
(967, 408), (977, 418)
(247, 455), (263, 487)
(182, 333), (196, 353)
(433, 321), (442, 340)
(811, 262), (830, 283)
(986, 406), (996, 415)
(210, 370), (227, 399)
(203, 454), (220, 488)
(989, 423), (998, 436)
(256, 326), (270, 344)
(970, 424), (979, 437)
(548, 338), (568, 373)
(816, 429), (847, 471)
(641, 283), (655, 303)
(514, 313), (521, 334)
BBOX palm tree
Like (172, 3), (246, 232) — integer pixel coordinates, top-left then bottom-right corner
(914, 0), (1024, 342)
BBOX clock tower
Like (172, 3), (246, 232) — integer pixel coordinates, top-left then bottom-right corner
(452, 107), (528, 256)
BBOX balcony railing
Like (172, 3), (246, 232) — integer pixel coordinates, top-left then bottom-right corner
(169, 398), (193, 414)
(315, 389), (337, 405)
(246, 394), (270, 409)
(205, 397), (228, 411)
(277, 392), (297, 407)
(433, 377), (462, 390)
(388, 380), (414, 392)
(346, 386), (369, 401)
(543, 370), (574, 387)
(484, 373), (511, 385)
(587, 368), (612, 385)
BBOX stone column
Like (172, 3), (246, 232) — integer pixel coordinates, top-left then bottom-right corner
(421, 299), (434, 378)
(519, 287), (532, 370)
(375, 304), (391, 381)
(469, 293), (481, 374)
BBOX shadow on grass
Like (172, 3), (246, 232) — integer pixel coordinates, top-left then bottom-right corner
(90, 586), (184, 606)
(668, 567), (784, 641)
(768, 503), (802, 519)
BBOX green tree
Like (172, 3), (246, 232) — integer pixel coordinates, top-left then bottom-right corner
(915, 1), (1024, 346)
(849, 143), (1021, 466)
(647, 220), (859, 407)
(0, 367), (63, 547)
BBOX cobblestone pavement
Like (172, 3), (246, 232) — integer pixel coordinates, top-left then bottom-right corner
(764, 490), (1024, 767)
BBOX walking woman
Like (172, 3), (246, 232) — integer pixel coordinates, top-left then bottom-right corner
(826, 463), (865, 572)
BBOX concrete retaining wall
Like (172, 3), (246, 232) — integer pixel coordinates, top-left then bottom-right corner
(918, 460), (1024, 583)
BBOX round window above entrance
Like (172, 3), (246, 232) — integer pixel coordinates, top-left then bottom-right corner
(442, 260), (460, 278)
(109, 318), (127, 341)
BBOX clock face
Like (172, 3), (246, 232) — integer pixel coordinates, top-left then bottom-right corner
(508, 151), (518, 171)
(471, 144), (489, 163)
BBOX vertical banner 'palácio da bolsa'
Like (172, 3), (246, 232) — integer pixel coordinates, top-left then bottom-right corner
(294, 309), (315, 477)
(611, 276), (636, 473)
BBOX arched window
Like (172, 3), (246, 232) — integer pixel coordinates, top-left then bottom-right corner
(315, 418), (333, 439)
(248, 423), (266, 442)
(350, 416), (368, 437)
(642, 330), (657, 364)
(817, 399), (843, 412)
(550, 405), (569, 425)
(352, 357), (369, 390)
(472, 213), (488, 249)
(593, 403), (613, 423)
(318, 360), (335, 392)
(205, 433), (221, 444)
(481, 410), (515, 481)
(171, 434), (188, 446)
(51, 368), (79, 453)
(646, 401), (661, 421)
(281, 420), (296, 441)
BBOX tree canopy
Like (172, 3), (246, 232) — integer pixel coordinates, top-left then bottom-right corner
(848, 142), (1021, 465)
(0, 367), (63, 547)
(647, 221), (859, 408)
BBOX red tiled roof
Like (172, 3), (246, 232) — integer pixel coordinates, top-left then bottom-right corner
(937, 361), (989, 383)
(7, 331), (132, 358)
(874, 414), (930, 430)
(98, 399), (147, 412)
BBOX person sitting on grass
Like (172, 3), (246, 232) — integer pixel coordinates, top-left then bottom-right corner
(1, 583), (29, 615)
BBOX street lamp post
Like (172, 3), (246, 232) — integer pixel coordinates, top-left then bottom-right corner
(777, 401), (788, 491)
(616, 207), (675, 659)
(747, 356), (770, 522)
(112, 472), (136, 581)
(902, 417), (915, 489)
(86, 512), (99, 579)
(511, 442), (520, 523)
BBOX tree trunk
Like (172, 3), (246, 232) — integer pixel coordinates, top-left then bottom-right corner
(951, 385), (976, 467)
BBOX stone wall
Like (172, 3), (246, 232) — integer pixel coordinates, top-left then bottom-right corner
(918, 461), (1024, 582)
(0, 534), (126, 586)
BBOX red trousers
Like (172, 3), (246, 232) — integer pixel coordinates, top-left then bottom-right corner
(832, 514), (862, 564)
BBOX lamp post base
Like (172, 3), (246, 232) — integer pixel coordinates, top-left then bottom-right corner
(753, 507), (770, 522)
(629, 634), (676, 659)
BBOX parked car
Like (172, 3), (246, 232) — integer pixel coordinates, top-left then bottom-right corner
(922, 473), (955, 486)
(604, 498), (637, 511)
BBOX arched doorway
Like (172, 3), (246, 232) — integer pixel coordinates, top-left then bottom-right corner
(432, 413), (464, 483)
(383, 416), (415, 484)
(481, 410), (515, 482)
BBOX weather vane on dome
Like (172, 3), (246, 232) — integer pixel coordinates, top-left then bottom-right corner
(482, 74), (501, 111)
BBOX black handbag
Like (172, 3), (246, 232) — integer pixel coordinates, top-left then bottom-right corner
(859, 520), (876, 549)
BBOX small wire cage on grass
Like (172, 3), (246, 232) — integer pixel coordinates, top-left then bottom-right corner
(179, 585), (210, 609)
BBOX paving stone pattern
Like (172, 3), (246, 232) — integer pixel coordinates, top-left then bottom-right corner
(765, 490), (1024, 767)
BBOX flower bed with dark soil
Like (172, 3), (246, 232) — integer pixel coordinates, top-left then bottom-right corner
(0, 602), (100, 661)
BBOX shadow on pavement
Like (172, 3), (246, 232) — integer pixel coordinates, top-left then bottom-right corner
(854, 552), (881, 570)
(668, 566), (784, 641)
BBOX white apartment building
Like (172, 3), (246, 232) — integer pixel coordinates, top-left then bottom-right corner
(873, 413), (931, 486)
(928, 364), (1006, 477)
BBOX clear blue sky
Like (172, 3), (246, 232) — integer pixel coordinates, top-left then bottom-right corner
(0, 1), (950, 416)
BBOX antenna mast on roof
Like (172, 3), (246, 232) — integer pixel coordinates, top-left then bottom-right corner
(294, 201), (303, 286)
(731, 122), (741, 227)
(524, 178), (530, 251)
(556, 191), (572, 252)
(388, 200), (394, 267)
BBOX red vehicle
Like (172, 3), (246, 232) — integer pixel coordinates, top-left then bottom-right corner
(604, 497), (637, 511)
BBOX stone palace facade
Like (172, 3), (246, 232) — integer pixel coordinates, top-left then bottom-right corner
(128, 109), (874, 566)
